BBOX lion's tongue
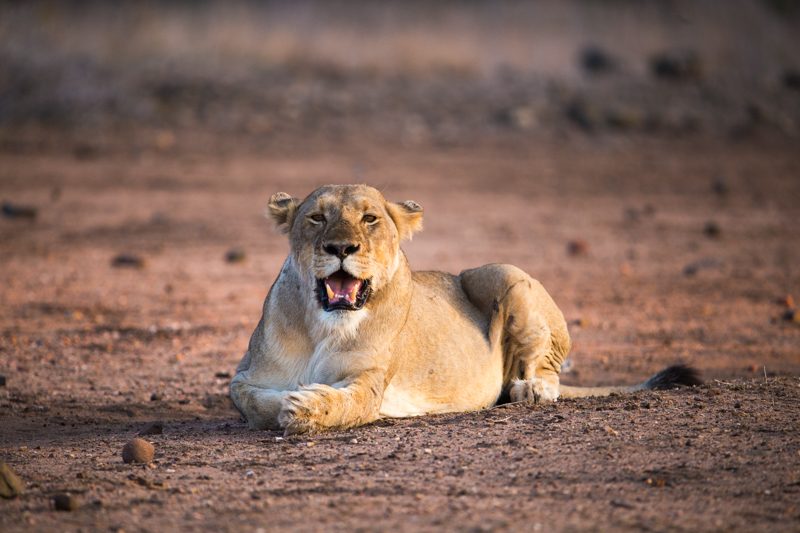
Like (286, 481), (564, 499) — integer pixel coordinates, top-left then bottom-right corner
(325, 275), (362, 305)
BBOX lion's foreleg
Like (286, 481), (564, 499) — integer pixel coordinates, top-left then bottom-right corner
(230, 375), (286, 430)
(278, 371), (384, 435)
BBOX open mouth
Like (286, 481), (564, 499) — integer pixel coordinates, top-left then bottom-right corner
(317, 270), (371, 312)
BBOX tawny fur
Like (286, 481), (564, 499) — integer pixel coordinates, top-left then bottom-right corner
(230, 184), (698, 434)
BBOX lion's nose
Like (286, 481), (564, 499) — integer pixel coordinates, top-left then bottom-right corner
(323, 242), (360, 259)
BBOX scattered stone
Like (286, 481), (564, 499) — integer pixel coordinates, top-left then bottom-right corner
(605, 107), (643, 130)
(650, 50), (702, 81)
(225, 247), (246, 263)
(564, 99), (600, 131)
(1, 202), (37, 220)
(0, 375), (5, 387)
(138, 421), (164, 436)
(580, 46), (616, 75)
(122, 438), (155, 464)
(72, 143), (98, 161)
(610, 499), (634, 509)
(783, 70), (800, 91)
(682, 258), (721, 276)
(111, 254), (145, 269)
(782, 308), (799, 323)
(52, 493), (80, 511)
(214, 371), (232, 379)
(0, 462), (24, 499)
(566, 239), (589, 257)
(712, 176), (729, 197)
(494, 106), (537, 131)
(150, 392), (162, 402)
(703, 221), (722, 239)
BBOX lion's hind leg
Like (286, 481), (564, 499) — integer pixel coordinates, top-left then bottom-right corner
(460, 264), (570, 405)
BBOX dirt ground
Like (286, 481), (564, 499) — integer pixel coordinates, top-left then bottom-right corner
(2, 1), (800, 532)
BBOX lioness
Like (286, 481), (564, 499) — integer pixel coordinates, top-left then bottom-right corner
(231, 184), (699, 434)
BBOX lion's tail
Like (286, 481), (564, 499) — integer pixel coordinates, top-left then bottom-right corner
(558, 364), (702, 399)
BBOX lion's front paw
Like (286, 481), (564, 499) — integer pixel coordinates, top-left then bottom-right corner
(278, 384), (337, 435)
(509, 377), (559, 404)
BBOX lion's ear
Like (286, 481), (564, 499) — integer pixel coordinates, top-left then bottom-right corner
(267, 192), (299, 232)
(387, 200), (423, 241)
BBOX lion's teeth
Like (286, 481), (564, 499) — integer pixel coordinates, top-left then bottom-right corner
(325, 283), (335, 301)
(348, 283), (360, 302)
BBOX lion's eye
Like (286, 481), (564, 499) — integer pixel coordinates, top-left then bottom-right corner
(309, 214), (326, 224)
(362, 214), (378, 224)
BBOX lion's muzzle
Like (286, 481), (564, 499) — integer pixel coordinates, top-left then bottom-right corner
(317, 270), (371, 311)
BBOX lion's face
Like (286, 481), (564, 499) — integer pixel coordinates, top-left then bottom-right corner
(268, 185), (422, 315)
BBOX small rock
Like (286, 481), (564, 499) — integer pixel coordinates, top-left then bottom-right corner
(72, 143), (97, 160)
(349, 438), (358, 444)
(580, 46), (616, 75)
(111, 254), (145, 269)
(777, 294), (794, 308)
(782, 308), (798, 323)
(564, 100), (600, 131)
(783, 70), (800, 91)
(703, 221), (721, 239)
(149, 392), (162, 402)
(225, 248), (246, 263)
(1, 202), (37, 220)
(650, 50), (702, 81)
(566, 239), (589, 257)
(682, 258), (721, 277)
(138, 421), (164, 436)
(214, 371), (232, 379)
(122, 438), (155, 464)
(53, 493), (80, 511)
(494, 106), (536, 131)
(0, 462), (24, 498)
(0, 375), (5, 387)
(711, 176), (729, 197)
(605, 107), (643, 130)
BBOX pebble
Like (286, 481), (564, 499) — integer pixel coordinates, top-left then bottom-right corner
(225, 248), (247, 263)
(703, 221), (721, 239)
(138, 421), (164, 436)
(0, 374), (6, 387)
(0, 462), (24, 499)
(122, 438), (155, 464)
(53, 493), (80, 511)
(566, 239), (589, 257)
(783, 69), (800, 91)
(650, 50), (702, 81)
(111, 254), (145, 269)
(580, 46), (616, 74)
(564, 100), (600, 131)
(1, 202), (38, 220)
(712, 177), (729, 197)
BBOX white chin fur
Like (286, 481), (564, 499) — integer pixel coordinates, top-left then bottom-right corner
(310, 307), (368, 343)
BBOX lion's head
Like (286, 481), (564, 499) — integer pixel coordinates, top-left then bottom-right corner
(267, 185), (422, 318)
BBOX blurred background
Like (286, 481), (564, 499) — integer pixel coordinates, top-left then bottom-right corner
(2, 0), (800, 141)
